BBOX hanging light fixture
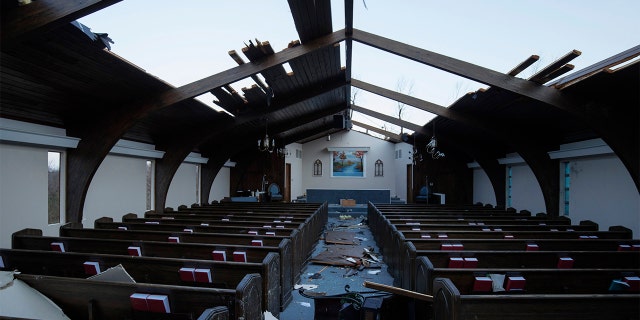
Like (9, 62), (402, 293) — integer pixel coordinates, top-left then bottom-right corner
(258, 118), (275, 153)
(426, 121), (445, 159)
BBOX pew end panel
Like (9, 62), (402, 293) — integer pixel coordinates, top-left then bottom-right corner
(433, 277), (640, 320)
(197, 306), (229, 320)
(234, 273), (264, 320)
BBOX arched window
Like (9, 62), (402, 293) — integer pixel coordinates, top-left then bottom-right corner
(313, 159), (323, 176)
(374, 159), (383, 176)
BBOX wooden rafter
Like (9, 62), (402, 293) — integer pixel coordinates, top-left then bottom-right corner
(350, 28), (576, 112)
(351, 120), (401, 142)
(351, 104), (423, 133)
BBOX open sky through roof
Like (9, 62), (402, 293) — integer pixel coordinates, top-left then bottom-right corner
(79, 0), (640, 138)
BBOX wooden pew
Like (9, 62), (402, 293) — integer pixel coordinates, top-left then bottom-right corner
(150, 204), (328, 255)
(383, 225), (632, 282)
(388, 236), (640, 287)
(14, 272), (262, 320)
(0, 248), (280, 317)
(400, 247), (640, 290)
(432, 277), (640, 320)
(415, 256), (640, 295)
(60, 223), (300, 289)
(12, 228), (291, 311)
(96, 217), (297, 238)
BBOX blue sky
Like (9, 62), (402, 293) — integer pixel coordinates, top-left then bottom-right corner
(79, 0), (640, 136)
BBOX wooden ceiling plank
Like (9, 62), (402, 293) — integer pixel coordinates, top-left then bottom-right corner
(507, 55), (539, 77)
(1, 0), (122, 44)
(350, 28), (576, 112)
(528, 49), (581, 83)
(534, 64), (575, 85)
(228, 49), (269, 93)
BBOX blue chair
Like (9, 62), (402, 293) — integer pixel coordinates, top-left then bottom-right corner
(268, 183), (283, 202)
(415, 186), (428, 203)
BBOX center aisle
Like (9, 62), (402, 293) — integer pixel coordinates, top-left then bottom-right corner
(279, 206), (395, 319)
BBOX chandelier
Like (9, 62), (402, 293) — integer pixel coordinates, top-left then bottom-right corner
(426, 121), (445, 159)
(258, 118), (275, 153)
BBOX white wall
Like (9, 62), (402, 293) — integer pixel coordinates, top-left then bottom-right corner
(393, 143), (413, 201)
(83, 155), (148, 225)
(566, 155), (639, 236)
(166, 163), (199, 209)
(301, 130), (399, 194)
(285, 143), (304, 199)
(472, 168), (496, 206)
(210, 166), (231, 203)
(508, 163), (546, 213)
(0, 144), (56, 248)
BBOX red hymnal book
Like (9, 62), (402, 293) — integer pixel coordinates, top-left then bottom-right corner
(251, 240), (263, 247)
(624, 276), (640, 291)
(618, 244), (631, 251)
(194, 268), (212, 283)
(505, 276), (526, 291)
(233, 251), (247, 262)
(146, 294), (171, 313)
(266, 231), (276, 236)
(129, 293), (149, 311)
(50, 242), (65, 252)
(128, 246), (142, 256)
(440, 244), (453, 251)
(178, 267), (196, 282)
(526, 243), (539, 251)
(472, 276), (492, 292)
(448, 257), (464, 268)
(248, 231), (259, 235)
(211, 250), (226, 261)
(463, 257), (479, 268)
(168, 236), (180, 243)
(557, 257), (574, 269)
(451, 244), (464, 251)
(83, 261), (101, 275)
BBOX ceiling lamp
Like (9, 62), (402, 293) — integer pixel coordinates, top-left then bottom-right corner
(426, 121), (445, 159)
(258, 118), (275, 153)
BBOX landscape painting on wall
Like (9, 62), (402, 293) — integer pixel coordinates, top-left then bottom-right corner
(332, 150), (365, 177)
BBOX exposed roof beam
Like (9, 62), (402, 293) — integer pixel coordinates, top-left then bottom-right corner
(351, 78), (484, 127)
(1, 0), (122, 44)
(351, 104), (423, 132)
(344, 0), (354, 107)
(151, 29), (347, 113)
(350, 28), (576, 112)
(352, 120), (401, 142)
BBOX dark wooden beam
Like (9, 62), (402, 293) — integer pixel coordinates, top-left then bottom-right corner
(151, 30), (346, 112)
(351, 120), (401, 142)
(351, 104), (423, 132)
(344, 0), (354, 107)
(350, 28), (576, 112)
(351, 78), (476, 124)
(1, 0), (122, 44)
